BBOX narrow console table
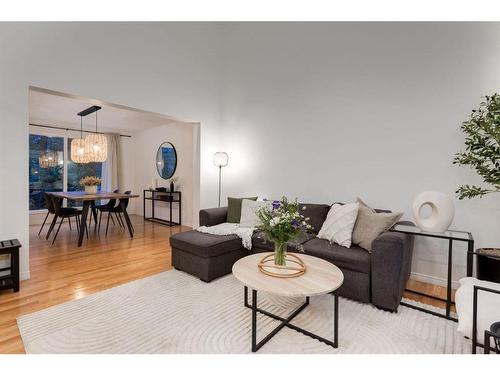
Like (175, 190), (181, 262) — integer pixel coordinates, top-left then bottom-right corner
(0, 239), (21, 293)
(143, 189), (181, 227)
(390, 224), (474, 321)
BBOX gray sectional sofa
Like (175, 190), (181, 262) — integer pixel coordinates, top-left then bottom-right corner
(170, 203), (414, 312)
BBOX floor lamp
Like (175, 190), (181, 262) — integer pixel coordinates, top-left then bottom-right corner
(213, 152), (229, 207)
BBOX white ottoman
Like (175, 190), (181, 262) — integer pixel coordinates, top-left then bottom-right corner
(455, 277), (500, 345)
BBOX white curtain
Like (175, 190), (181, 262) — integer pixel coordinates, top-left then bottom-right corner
(101, 134), (121, 192)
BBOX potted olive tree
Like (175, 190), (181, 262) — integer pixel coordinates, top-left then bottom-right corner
(453, 93), (500, 282)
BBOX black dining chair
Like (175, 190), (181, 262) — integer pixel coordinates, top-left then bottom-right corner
(95, 189), (120, 227)
(38, 192), (55, 236)
(98, 191), (133, 236)
(48, 194), (84, 244)
(42, 192), (82, 239)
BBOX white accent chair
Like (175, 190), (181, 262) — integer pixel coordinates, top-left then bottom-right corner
(455, 277), (500, 353)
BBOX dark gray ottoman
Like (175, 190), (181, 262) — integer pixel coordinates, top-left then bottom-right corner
(170, 230), (247, 282)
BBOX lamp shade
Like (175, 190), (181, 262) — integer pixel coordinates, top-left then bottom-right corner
(70, 138), (89, 163)
(39, 150), (60, 168)
(85, 133), (108, 162)
(213, 152), (229, 167)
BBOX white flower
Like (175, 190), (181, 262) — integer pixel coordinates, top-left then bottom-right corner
(270, 217), (280, 227)
(302, 206), (307, 210)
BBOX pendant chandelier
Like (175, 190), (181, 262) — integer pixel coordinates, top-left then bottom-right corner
(39, 150), (60, 168)
(84, 107), (108, 162)
(70, 115), (90, 163)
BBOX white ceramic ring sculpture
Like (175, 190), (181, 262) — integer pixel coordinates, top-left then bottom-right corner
(412, 191), (455, 233)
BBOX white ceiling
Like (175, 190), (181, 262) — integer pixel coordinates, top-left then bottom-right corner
(29, 88), (184, 135)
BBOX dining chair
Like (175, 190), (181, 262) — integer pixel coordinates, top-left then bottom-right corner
(48, 194), (84, 244)
(98, 191), (133, 236)
(96, 189), (120, 228)
(43, 193), (83, 240)
(38, 192), (55, 236)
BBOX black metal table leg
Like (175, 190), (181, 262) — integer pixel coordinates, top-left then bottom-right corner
(179, 192), (182, 226)
(245, 287), (339, 352)
(446, 239), (453, 319)
(120, 200), (134, 238)
(252, 289), (257, 352)
(78, 201), (91, 247)
(152, 191), (155, 221)
(334, 293), (338, 347)
(91, 200), (98, 231)
(169, 191), (173, 225)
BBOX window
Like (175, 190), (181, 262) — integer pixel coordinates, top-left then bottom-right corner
(29, 134), (64, 210)
(29, 132), (103, 210)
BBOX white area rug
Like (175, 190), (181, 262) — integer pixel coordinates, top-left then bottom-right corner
(17, 270), (472, 354)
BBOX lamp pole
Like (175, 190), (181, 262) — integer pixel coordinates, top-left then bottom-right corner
(218, 165), (222, 208)
(213, 152), (228, 208)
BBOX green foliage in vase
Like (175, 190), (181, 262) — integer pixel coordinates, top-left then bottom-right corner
(453, 93), (500, 199)
(256, 196), (311, 248)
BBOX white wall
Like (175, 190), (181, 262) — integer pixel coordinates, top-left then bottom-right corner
(128, 121), (198, 227)
(0, 23), (224, 280)
(1, 22), (499, 286)
(216, 23), (500, 286)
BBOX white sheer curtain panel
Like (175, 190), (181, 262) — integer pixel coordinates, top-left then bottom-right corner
(101, 134), (121, 192)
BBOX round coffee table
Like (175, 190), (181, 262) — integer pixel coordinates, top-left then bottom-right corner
(232, 252), (344, 352)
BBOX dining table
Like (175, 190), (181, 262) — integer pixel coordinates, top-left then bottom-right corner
(49, 191), (139, 247)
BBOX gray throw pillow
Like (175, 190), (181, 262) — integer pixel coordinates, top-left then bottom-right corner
(227, 197), (258, 223)
(351, 197), (403, 252)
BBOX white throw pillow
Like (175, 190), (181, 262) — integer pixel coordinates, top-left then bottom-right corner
(239, 199), (270, 228)
(317, 203), (359, 248)
(455, 277), (500, 344)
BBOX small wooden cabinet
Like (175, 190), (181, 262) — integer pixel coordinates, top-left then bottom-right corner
(0, 239), (21, 293)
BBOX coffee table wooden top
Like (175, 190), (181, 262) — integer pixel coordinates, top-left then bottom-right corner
(232, 252), (344, 297)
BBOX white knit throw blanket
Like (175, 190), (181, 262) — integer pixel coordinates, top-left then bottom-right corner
(197, 223), (255, 250)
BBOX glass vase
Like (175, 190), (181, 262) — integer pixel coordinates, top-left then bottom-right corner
(274, 241), (287, 266)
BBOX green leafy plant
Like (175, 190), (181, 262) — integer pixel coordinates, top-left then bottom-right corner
(453, 93), (500, 199)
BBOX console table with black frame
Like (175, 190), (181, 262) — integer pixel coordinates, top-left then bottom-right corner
(143, 189), (181, 227)
(390, 224), (474, 322)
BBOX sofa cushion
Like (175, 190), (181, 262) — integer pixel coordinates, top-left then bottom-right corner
(227, 197), (258, 223)
(170, 230), (243, 258)
(240, 199), (270, 228)
(252, 230), (316, 251)
(352, 197), (403, 252)
(317, 202), (359, 247)
(298, 203), (330, 234)
(302, 237), (370, 274)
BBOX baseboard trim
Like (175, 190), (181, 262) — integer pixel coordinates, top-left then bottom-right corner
(410, 271), (460, 289)
(21, 271), (30, 281)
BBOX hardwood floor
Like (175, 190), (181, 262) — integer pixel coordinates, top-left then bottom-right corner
(0, 215), (189, 353)
(0, 217), (453, 353)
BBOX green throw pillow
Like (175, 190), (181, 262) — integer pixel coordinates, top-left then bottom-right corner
(227, 197), (258, 223)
